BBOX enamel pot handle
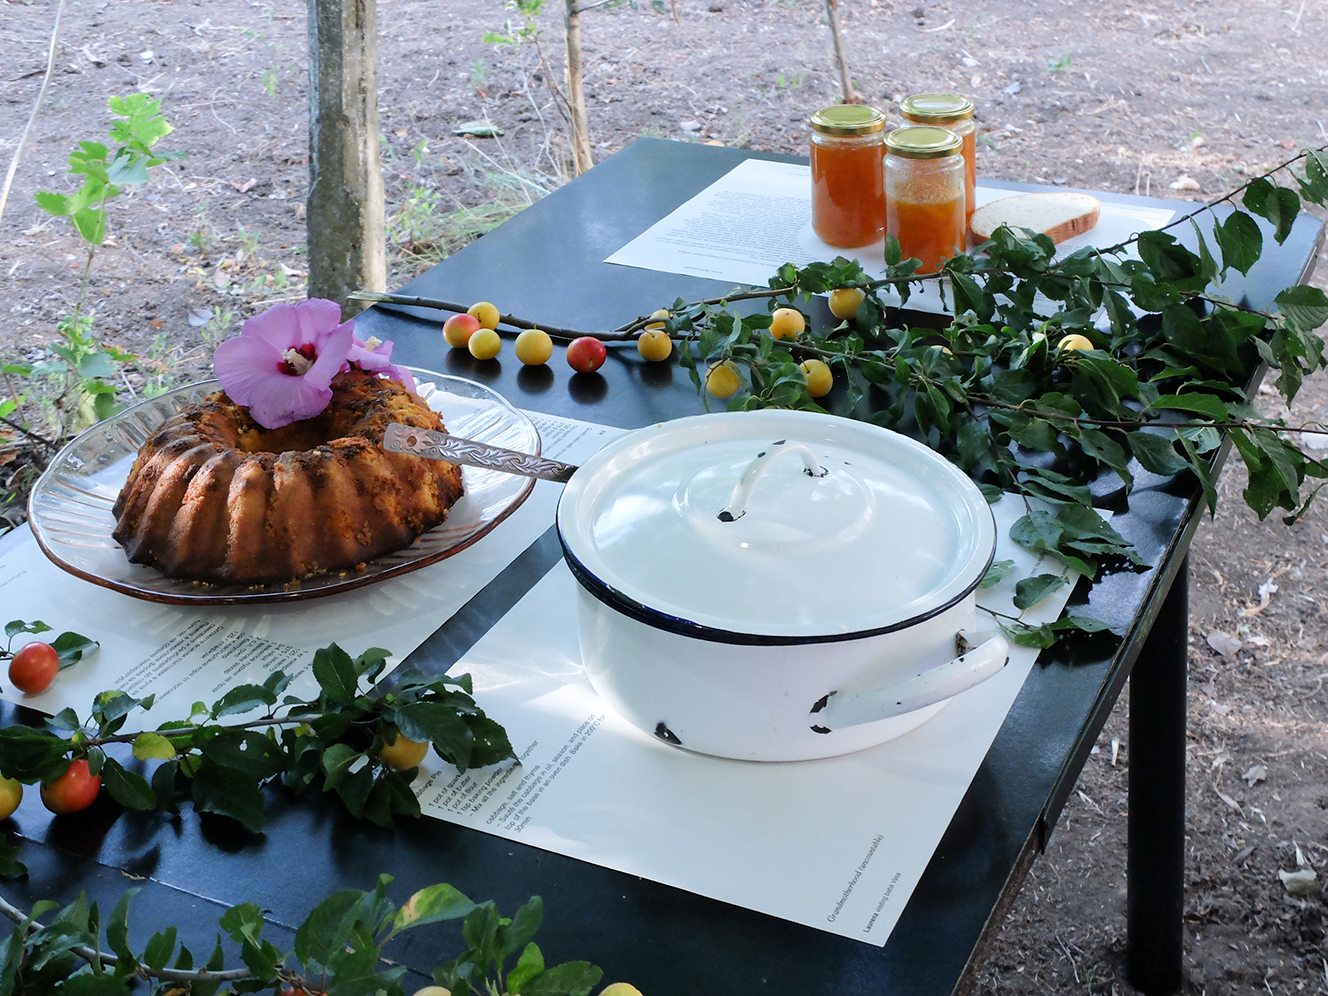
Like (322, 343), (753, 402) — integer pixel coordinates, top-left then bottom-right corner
(808, 630), (1010, 734)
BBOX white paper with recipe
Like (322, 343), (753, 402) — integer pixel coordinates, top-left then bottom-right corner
(0, 410), (1082, 950)
(412, 491), (1083, 947)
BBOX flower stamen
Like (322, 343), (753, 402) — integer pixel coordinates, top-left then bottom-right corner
(279, 343), (318, 376)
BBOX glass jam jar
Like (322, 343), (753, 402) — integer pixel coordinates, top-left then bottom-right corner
(899, 93), (976, 231)
(884, 126), (965, 274)
(809, 104), (887, 248)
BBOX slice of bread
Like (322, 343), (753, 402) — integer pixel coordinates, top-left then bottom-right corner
(970, 192), (1102, 244)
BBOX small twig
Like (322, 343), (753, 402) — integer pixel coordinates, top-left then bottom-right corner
(350, 286), (793, 339)
(974, 397), (1328, 438)
(0, 414), (57, 453)
(0, 0), (66, 231)
(1290, 0), (1306, 33)
(823, 0), (858, 103)
(1056, 935), (1081, 984)
(1120, 144), (1328, 252)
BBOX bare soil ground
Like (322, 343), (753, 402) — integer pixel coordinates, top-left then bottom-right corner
(2, 0), (1327, 993)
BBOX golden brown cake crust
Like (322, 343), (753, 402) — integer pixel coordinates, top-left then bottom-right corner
(111, 371), (465, 584)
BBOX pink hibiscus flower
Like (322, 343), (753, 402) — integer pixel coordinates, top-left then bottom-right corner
(347, 334), (416, 392)
(213, 299), (355, 429)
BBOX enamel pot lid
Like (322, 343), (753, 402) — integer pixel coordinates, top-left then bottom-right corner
(556, 410), (997, 645)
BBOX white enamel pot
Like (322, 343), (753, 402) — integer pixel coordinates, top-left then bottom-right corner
(555, 409), (1008, 762)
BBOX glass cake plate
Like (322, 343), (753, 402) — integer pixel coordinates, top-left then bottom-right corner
(25, 370), (540, 605)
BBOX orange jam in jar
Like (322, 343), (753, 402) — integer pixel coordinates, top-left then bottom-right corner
(884, 126), (965, 274)
(899, 93), (976, 232)
(809, 104), (887, 248)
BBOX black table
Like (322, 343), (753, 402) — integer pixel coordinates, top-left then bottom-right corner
(2, 138), (1322, 996)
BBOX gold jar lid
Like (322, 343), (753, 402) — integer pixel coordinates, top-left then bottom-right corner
(809, 104), (887, 136)
(899, 93), (975, 125)
(884, 126), (963, 159)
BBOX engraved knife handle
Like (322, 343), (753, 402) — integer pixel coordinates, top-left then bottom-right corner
(384, 424), (578, 484)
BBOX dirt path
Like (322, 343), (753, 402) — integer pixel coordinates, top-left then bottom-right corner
(2, 0), (1327, 992)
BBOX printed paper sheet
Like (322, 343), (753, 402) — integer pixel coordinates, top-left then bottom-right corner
(0, 413), (619, 722)
(411, 494), (1083, 947)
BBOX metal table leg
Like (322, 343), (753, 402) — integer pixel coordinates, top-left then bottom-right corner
(1127, 556), (1188, 994)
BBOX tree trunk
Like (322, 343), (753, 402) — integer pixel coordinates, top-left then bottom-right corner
(562, 0), (594, 175)
(307, 0), (386, 315)
(824, 0), (858, 103)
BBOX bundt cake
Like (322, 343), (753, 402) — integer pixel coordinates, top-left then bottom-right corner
(111, 370), (465, 584)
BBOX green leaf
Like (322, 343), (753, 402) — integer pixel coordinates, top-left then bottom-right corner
(1243, 177), (1299, 244)
(501, 895), (544, 961)
(201, 730), (284, 780)
(1214, 210), (1262, 275)
(77, 351), (117, 380)
(105, 888), (138, 967)
(0, 726), (73, 781)
(993, 411), (1062, 454)
(1016, 467), (1093, 506)
(321, 743), (362, 789)
(1076, 428), (1133, 489)
(100, 759), (157, 810)
(464, 713), (518, 769)
(1053, 615), (1117, 634)
(1176, 432), (1218, 515)
(1146, 393), (1228, 421)
(151, 759), (179, 814)
(293, 889), (367, 968)
(517, 961), (604, 996)
(50, 631), (98, 668)
(1162, 304), (1242, 378)
(507, 942), (546, 995)
(364, 768), (422, 827)
(1299, 150), (1328, 203)
(997, 618), (1057, 648)
(108, 93), (173, 148)
(312, 644), (360, 704)
(218, 901), (281, 981)
(1275, 284), (1328, 333)
(394, 702), (475, 772)
(92, 691), (143, 734)
(53, 973), (132, 996)
(70, 207), (106, 246)
(211, 682), (278, 719)
(190, 760), (265, 831)
(1127, 430), (1189, 477)
(883, 232), (902, 267)
(1135, 230), (1204, 289)
(105, 150), (150, 186)
(5, 620), (51, 639)
(332, 763), (375, 819)
(33, 191), (70, 217)
(1013, 573), (1068, 610)
(142, 927), (177, 971)
(132, 732), (177, 761)
(354, 647), (392, 684)
(393, 883), (476, 933)
(0, 841), (28, 880)
(979, 560), (1015, 588)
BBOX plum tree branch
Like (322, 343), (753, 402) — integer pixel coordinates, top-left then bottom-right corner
(0, 890), (255, 985)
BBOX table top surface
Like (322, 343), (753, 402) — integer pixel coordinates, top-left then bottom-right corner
(3, 138), (1323, 996)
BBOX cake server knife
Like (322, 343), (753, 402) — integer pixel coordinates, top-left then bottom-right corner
(383, 423), (578, 484)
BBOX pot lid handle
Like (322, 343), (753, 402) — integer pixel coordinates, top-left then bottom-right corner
(717, 440), (827, 523)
